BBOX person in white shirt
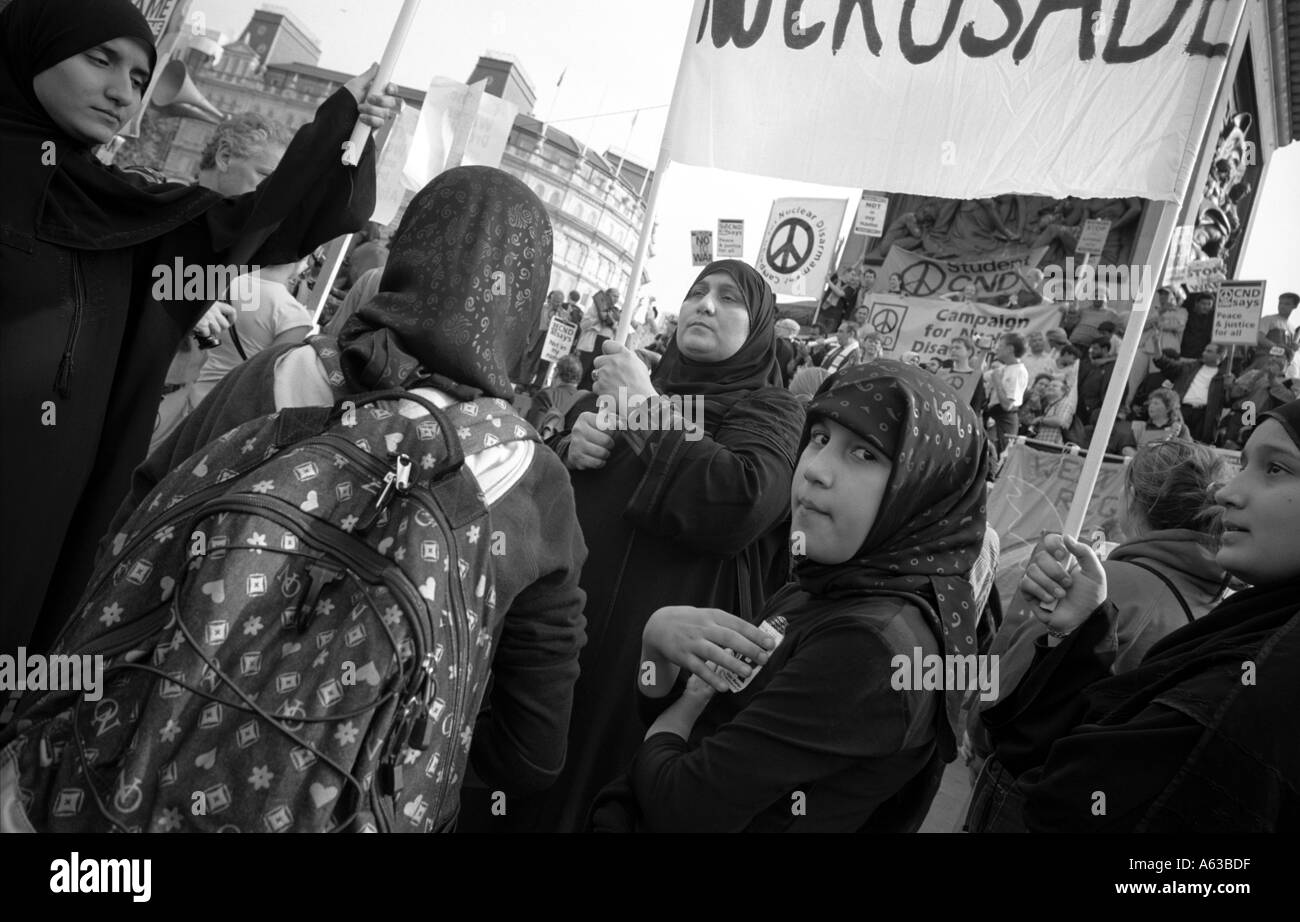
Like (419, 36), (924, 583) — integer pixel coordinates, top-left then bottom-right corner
(821, 321), (862, 373)
(190, 262), (313, 407)
(1257, 292), (1297, 352)
(986, 333), (1029, 455)
(1021, 331), (1056, 382)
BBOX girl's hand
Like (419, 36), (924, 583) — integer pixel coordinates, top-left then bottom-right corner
(343, 64), (402, 130)
(644, 606), (775, 693)
(1019, 533), (1107, 636)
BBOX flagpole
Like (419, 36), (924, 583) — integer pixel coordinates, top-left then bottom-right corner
(1062, 0), (1247, 538)
(341, 0), (421, 166)
(614, 0), (703, 344)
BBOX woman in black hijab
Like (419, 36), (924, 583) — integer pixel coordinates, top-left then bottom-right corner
(977, 399), (1300, 831)
(480, 259), (806, 832)
(0, 0), (390, 656)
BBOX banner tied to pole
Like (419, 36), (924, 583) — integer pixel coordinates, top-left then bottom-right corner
(691, 230), (714, 266)
(717, 219), (744, 258)
(988, 439), (1128, 608)
(757, 197), (847, 296)
(667, 0), (1243, 200)
(880, 245), (1047, 302)
(540, 319), (578, 363)
(1212, 280), (1267, 345)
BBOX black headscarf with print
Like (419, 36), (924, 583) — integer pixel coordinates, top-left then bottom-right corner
(651, 259), (785, 433)
(794, 360), (991, 753)
(337, 166), (552, 402)
(0, 0), (222, 250)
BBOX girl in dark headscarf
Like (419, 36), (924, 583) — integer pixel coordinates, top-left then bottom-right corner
(472, 260), (806, 832)
(0, 0), (391, 656)
(590, 361), (991, 831)
(112, 166), (590, 802)
(980, 399), (1300, 831)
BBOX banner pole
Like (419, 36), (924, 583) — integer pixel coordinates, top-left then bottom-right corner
(614, 0), (703, 345)
(341, 0), (421, 166)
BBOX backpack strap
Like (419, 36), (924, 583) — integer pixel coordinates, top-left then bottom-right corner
(1119, 560), (1195, 623)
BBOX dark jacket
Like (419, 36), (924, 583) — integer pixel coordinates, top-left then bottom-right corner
(1154, 351), (1227, 441)
(982, 583), (1300, 832)
(474, 387), (803, 831)
(1076, 355), (1119, 424)
(1, 88), (376, 655)
(594, 588), (945, 832)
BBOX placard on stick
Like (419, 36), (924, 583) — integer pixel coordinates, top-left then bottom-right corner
(1212, 280), (1267, 345)
(717, 220), (744, 258)
(1076, 219), (1111, 256)
(540, 318), (578, 363)
(852, 193), (889, 237)
(691, 230), (714, 266)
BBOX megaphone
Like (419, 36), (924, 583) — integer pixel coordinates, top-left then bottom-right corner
(151, 60), (225, 124)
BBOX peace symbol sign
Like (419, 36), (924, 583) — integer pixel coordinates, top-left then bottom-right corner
(900, 260), (946, 297)
(871, 307), (900, 335)
(765, 218), (814, 274)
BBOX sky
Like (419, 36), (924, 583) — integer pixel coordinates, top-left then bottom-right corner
(194, 0), (1300, 314)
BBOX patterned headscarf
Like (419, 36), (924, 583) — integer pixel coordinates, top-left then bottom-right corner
(794, 360), (991, 753)
(337, 167), (552, 401)
(651, 259), (785, 433)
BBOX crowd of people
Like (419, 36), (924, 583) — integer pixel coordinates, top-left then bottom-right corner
(0, 0), (1296, 836)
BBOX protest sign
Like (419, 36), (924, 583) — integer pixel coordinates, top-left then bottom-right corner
(1184, 258), (1227, 293)
(690, 230), (714, 266)
(1076, 219), (1112, 256)
(403, 77), (517, 190)
(666, 0), (1242, 201)
(1163, 225), (1197, 284)
(1212, 280), (1267, 345)
(757, 198), (847, 296)
(372, 104), (420, 225)
(130, 0), (180, 40)
(540, 318), (578, 364)
(852, 193), (889, 237)
(879, 246), (1047, 302)
(717, 220), (744, 258)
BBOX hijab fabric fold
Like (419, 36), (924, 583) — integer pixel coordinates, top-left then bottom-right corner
(651, 259), (785, 433)
(337, 166), (553, 402)
(794, 360), (992, 755)
(0, 0), (222, 250)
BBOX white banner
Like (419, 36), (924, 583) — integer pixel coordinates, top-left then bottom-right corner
(666, 0), (1242, 201)
(717, 219), (744, 258)
(403, 77), (518, 191)
(757, 197), (847, 296)
(1213, 280), (1267, 345)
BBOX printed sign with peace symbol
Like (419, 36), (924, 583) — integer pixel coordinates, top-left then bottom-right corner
(900, 259), (947, 297)
(765, 217), (815, 275)
(867, 301), (908, 350)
